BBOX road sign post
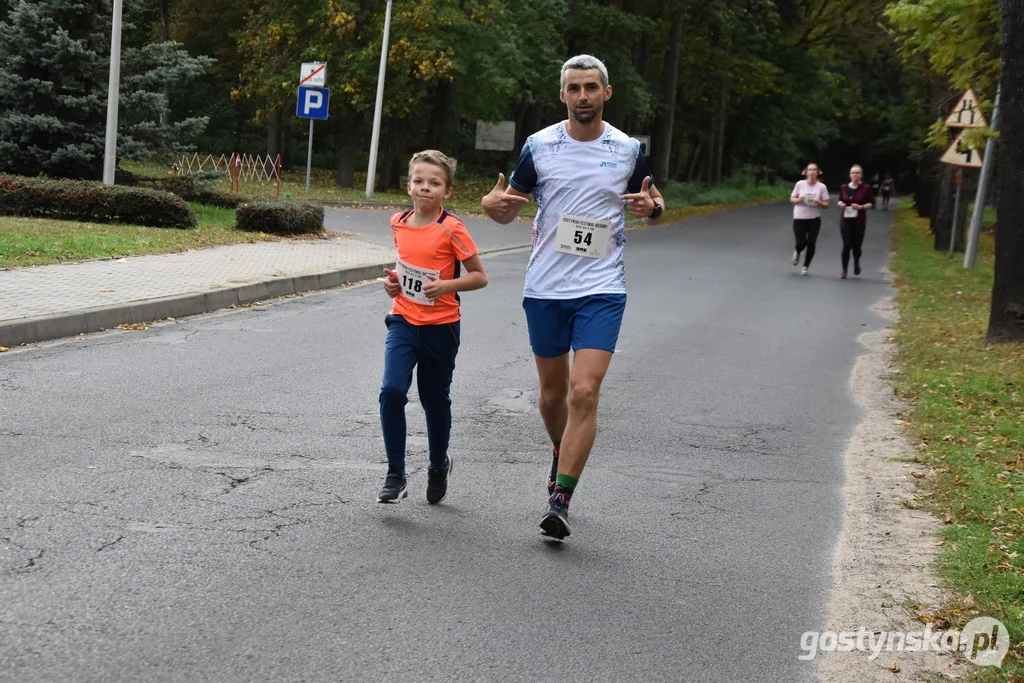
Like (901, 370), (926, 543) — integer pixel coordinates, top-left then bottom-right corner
(964, 86), (1000, 270)
(950, 171), (962, 256)
(296, 82), (330, 196)
(939, 88), (986, 257)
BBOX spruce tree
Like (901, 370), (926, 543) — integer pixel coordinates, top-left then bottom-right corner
(0, 0), (111, 179)
(0, 0), (213, 180)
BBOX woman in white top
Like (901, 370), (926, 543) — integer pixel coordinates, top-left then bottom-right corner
(789, 162), (830, 275)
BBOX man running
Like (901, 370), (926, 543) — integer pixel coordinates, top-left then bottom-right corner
(482, 54), (665, 540)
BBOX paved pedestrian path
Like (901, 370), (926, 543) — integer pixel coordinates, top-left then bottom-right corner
(0, 236), (398, 347)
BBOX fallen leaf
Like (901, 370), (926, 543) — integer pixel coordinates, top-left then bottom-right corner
(890, 664), (900, 673)
(0, 346), (9, 352)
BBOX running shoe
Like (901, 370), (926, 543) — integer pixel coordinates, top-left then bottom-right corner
(841, 269), (847, 279)
(377, 467), (408, 503)
(854, 263), (862, 276)
(801, 266), (809, 276)
(792, 250), (800, 266)
(540, 493), (571, 539)
(426, 456), (452, 504)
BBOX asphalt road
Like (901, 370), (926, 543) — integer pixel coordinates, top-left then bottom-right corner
(1, 202), (894, 682)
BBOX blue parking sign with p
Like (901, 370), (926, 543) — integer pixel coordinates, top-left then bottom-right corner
(297, 86), (329, 120)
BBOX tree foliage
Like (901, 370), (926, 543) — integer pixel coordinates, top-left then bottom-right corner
(0, 0), (212, 180)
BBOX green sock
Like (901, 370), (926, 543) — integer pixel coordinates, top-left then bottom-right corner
(554, 473), (578, 492)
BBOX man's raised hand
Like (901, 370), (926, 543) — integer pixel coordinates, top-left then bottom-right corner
(481, 173), (529, 224)
(620, 176), (654, 218)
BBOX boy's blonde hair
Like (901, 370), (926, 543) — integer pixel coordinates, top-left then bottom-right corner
(409, 150), (457, 188)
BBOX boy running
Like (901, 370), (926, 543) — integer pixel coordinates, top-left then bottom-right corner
(377, 150), (488, 504)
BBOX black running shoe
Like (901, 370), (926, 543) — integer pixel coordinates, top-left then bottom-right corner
(426, 456), (452, 504)
(377, 467), (407, 503)
(539, 493), (571, 539)
(546, 446), (559, 495)
(854, 263), (862, 276)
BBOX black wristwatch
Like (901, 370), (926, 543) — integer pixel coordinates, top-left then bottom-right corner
(649, 199), (663, 219)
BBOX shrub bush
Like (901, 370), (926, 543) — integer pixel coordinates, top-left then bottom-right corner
(236, 200), (324, 235)
(140, 174), (241, 209)
(0, 174), (197, 228)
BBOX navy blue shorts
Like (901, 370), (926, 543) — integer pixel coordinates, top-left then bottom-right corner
(522, 294), (627, 358)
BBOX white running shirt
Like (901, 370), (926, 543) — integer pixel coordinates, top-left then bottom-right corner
(509, 121), (651, 299)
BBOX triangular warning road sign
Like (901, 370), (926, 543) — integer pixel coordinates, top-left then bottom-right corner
(944, 89), (987, 128)
(940, 130), (983, 168)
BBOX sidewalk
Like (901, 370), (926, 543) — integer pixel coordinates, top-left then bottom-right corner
(0, 235), (401, 348)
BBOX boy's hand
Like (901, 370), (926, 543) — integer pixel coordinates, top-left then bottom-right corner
(382, 268), (400, 298)
(423, 274), (449, 301)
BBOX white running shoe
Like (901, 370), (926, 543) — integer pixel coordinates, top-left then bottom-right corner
(792, 250), (800, 266)
(801, 266), (809, 276)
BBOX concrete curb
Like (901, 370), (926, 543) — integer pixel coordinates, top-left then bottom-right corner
(0, 261), (392, 348)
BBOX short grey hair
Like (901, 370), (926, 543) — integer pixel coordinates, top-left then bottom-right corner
(560, 54), (609, 90)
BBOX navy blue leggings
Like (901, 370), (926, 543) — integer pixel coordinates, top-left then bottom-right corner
(379, 314), (460, 471)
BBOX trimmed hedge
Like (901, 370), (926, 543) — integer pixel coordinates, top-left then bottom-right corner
(236, 200), (324, 235)
(138, 175), (242, 209)
(0, 175), (197, 228)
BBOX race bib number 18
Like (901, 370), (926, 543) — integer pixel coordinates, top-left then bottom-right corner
(555, 214), (612, 259)
(395, 258), (440, 306)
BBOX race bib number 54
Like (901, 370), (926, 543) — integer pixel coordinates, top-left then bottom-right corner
(555, 214), (611, 259)
(395, 258), (440, 306)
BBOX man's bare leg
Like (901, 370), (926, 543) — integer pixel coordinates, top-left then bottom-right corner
(534, 353), (570, 443)
(538, 348), (613, 539)
(557, 348), (613, 478)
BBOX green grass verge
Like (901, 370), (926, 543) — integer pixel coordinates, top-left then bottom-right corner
(2, 162), (787, 269)
(0, 204), (275, 269)
(890, 204), (1024, 677)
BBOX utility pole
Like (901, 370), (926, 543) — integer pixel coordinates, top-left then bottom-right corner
(102, 0), (123, 185)
(365, 0), (393, 199)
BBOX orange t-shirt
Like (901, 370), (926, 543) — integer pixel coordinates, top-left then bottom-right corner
(389, 208), (478, 326)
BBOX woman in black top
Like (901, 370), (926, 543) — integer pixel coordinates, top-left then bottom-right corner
(837, 165), (874, 279)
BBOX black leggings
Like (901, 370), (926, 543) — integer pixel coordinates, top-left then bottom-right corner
(793, 218), (821, 267)
(840, 221), (866, 270)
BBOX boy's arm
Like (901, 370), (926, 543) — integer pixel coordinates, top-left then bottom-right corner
(422, 254), (488, 301)
(482, 173), (529, 225)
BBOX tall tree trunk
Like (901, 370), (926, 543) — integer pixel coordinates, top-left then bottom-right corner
(426, 81), (452, 150)
(988, 0), (1024, 342)
(710, 81), (727, 184)
(931, 164), (964, 251)
(266, 113), (282, 161)
(653, 8), (684, 183)
(914, 152), (939, 218)
(334, 112), (361, 188)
